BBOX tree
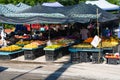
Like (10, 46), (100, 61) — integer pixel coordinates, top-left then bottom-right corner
(0, 0), (6, 4)
(107, 0), (120, 5)
(1, 0), (119, 6)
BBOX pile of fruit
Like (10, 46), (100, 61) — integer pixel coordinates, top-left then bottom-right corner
(84, 37), (93, 43)
(16, 40), (31, 46)
(23, 43), (38, 49)
(53, 38), (74, 46)
(44, 44), (61, 50)
(72, 43), (92, 48)
(30, 40), (45, 46)
(105, 53), (120, 59)
(98, 37), (119, 48)
(0, 45), (22, 52)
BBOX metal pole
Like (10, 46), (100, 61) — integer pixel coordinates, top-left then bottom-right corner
(96, 8), (101, 63)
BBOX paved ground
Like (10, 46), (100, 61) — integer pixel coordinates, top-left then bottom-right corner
(0, 60), (120, 80)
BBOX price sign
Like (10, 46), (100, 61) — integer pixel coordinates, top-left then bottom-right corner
(91, 35), (101, 47)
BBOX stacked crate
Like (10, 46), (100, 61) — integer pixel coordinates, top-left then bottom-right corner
(70, 48), (90, 63)
(79, 52), (88, 62)
(71, 52), (80, 63)
(44, 48), (63, 61)
(0, 50), (24, 60)
(24, 46), (44, 60)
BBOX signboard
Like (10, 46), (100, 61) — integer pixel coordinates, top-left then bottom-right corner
(91, 35), (101, 48)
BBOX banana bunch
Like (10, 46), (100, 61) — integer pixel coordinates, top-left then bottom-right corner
(0, 45), (22, 52)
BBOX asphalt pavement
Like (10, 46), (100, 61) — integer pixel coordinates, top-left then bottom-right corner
(0, 60), (120, 80)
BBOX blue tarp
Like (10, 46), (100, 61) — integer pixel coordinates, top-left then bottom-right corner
(0, 3), (118, 24)
(0, 3), (31, 15)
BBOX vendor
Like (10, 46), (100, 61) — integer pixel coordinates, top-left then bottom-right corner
(102, 27), (111, 37)
(80, 27), (89, 41)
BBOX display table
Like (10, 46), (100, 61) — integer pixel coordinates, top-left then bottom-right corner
(105, 54), (120, 64)
(44, 47), (63, 61)
(23, 46), (45, 60)
(0, 50), (24, 60)
(106, 57), (120, 64)
(69, 48), (103, 63)
(103, 48), (113, 54)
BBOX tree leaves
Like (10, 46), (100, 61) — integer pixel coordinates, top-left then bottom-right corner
(0, 0), (119, 6)
(107, 0), (120, 6)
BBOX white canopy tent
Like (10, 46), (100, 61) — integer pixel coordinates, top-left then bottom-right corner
(42, 2), (64, 7)
(86, 0), (120, 11)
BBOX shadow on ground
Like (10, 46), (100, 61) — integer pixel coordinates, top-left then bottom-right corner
(45, 62), (72, 80)
(11, 66), (43, 80)
(0, 66), (8, 72)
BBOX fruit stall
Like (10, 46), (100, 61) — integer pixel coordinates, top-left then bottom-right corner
(0, 45), (24, 60)
(43, 38), (75, 61)
(0, 39), (46, 60)
(69, 37), (120, 64)
(22, 40), (46, 60)
(44, 44), (62, 61)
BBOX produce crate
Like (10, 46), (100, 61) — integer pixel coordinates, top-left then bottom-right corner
(69, 48), (80, 63)
(92, 53), (99, 63)
(44, 47), (63, 61)
(0, 50), (24, 60)
(79, 52), (88, 62)
(23, 47), (44, 60)
(71, 52), (80, 63)
(107, 58), (120, 64)
(62, 46), (69, 56)
(44, 48), (62, 61)
(45, 50), (57, 61)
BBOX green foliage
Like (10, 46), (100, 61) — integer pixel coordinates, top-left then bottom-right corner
(0, 0), (119, 7)
(58, 0), (76, 6)
(0, 0), (6, 4)
(107, 0), (120, 5)
(4, 24), (15, 29)
(0, 0), (87, 6)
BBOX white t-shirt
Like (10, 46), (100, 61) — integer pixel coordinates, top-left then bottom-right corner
(80, 29), (89, 40)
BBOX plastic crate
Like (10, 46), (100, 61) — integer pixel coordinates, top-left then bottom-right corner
(92, 53), (98, 63)
(45, 50), (59, 61)
(107, 58), (120, 64)
(92, 53), (103, 63)
(62, 46), (69, 56)
(24, 47), (44, 60)
(0, 50), (24, 60)
(71, 52), (80, 63)
(79, 52), (88, 62)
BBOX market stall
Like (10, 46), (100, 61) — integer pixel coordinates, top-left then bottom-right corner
(43, 38), (75, 61)
(0, 45), (23, 60)
(69, 36), (120, 64)
(0, 2), (119, 63)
